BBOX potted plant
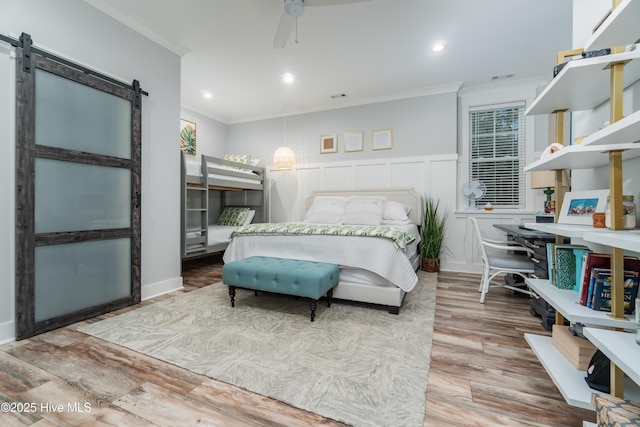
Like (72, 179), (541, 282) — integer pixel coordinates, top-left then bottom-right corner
(419, 196), (449, 273)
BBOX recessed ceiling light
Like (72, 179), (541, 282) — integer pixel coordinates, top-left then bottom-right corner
(203, 92), (212, 99)
(432, 42), (445, 53)
(283, 72), (295, 84)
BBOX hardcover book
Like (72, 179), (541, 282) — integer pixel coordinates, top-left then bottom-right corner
(578, 253), (640, 306)
(591, 270), (639, 314)
(553, 244), (589, 290)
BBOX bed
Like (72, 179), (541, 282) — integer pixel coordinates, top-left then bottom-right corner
(222, 188), (423, 313)
(181, 151), (265, 259)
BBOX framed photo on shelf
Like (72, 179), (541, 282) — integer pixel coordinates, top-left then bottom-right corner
(320, 134), (338, 154)
(344, 131), (364, 152)
(179, 119), (197, 155)
(558, 189), (609, 225)
(372, 128), (392, 150)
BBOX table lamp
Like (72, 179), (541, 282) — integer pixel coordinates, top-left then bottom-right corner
(531, 170), (570, 213)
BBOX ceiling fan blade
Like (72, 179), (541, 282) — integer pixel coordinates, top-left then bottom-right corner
(273, 12), (295, 49)
(306, 0), (369, 6)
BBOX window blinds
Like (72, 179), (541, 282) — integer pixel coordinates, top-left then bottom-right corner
(469, 102), (525, 209)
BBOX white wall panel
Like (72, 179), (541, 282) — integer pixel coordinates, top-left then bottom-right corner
(324, 165), (353, 189)
(390, 161), (425, 193)
(355, 164), (387, 188)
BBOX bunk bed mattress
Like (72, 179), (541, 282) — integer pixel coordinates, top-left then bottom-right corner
(185, 158), (260, 185)
(186, 225), (236, 250)
(223, 223), (419, 291)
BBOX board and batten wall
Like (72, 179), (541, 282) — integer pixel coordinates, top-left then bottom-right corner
(0, 0), (182, 344)
(266, 154), (464, 271)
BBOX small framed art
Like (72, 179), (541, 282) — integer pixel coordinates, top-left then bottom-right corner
(344, 131), (364, 152)
(180, 119), (197, 155)
(320, 134), (338, 154)
(372, 128), (392, 150)
(558, 189), (609, 225)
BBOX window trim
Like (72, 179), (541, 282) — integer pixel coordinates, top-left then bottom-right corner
(458, 82), (538, 212)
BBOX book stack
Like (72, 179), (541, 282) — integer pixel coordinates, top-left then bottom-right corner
(546, 243), (590, 290)
(577, 253), (640, 314)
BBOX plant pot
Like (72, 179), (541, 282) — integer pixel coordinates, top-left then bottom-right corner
(421, 257), (440, 273)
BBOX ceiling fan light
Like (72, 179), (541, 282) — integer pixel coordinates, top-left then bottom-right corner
(284, 0), (305, 18)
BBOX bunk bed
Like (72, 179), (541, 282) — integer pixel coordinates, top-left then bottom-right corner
(180, 151), (266, 259)
(223, 188), (422, 314)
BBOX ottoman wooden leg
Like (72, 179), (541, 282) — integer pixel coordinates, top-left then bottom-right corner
(309, 298), (318, 322)
(327, 288), (333, 307)
(229, 286), (236, 307)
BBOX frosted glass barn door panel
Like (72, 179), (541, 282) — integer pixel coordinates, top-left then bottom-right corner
(35, 69), (131, 159)
(35, 159), (131, 233)
(15, 46), (141, 340)
(34, 239), (131, 322)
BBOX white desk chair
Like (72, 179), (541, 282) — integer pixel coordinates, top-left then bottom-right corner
(469, 217), (535, 303)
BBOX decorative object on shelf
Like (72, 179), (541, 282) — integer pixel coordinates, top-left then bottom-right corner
(344, 131), (363, 152)
(483, 202), (493, 211)
(530, 170), (570, 213)
(320, 134), (338, 154)
(557, 189), (609, 225)
(592, 212), (606, 228)
(273, 146), (296, 169)
(179, 118), (197, 155)
(419, 196), (449, 273)
(461, 180), (486, 210)
(372, 128), (392, 151)
(551, 325), (596, 370)
(605, 195), (636, 229)
(585, 349), (611, 394)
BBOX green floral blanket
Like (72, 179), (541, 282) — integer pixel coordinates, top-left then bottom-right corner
(231, 222), (415, 250)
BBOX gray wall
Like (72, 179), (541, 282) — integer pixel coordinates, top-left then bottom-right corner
(0, 0), (182, 342)
(226, 91), (458, 166)
(180, 107), (228, 158)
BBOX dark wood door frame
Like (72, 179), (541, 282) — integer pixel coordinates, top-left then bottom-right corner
(14, 43), (142, 340)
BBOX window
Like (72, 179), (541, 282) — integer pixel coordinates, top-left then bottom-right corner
(469, 102), (525, 209)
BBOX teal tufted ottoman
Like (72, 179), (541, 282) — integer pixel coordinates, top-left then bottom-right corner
(222, 256), (340, 321)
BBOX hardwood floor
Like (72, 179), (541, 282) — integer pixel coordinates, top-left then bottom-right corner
(0, 256), (596, 426)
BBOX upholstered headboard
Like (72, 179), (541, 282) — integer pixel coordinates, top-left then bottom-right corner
(305, 188), (423, 225)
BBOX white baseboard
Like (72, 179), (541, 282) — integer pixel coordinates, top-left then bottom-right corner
(441, 261), (483, 274)
(0, 321), (15, 346)
(141, 276), (183, 301)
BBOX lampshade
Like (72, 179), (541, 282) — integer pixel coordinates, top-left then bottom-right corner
(273, 146), (296, 170)
(530, 170), (570, 189)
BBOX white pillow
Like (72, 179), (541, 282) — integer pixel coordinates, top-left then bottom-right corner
(243, 210), (256, 225)
(304, 196), (348, 224)
(381, 219), (412, 225)
(383, 201), (411, 221)
(341, 196), (386, 225)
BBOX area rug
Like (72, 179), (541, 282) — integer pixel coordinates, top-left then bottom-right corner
(79, 271), (437, 427)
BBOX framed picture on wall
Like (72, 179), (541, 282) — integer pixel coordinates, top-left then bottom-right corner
(344, 131), (364, 152)
(320, 134), (338, 154)
(372, 128), (392, 150)
(180, 119), (197, 155)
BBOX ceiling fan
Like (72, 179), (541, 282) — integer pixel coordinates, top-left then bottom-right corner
(274, 0), (369, 49)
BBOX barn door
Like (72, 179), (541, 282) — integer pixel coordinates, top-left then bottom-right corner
(14, 36), (142, 339)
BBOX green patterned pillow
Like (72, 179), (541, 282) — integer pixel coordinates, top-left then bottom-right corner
(224, 154), (251, 168)
(217, 207), (250, 226)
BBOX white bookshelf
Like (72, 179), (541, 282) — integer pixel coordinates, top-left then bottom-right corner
(583, 230), (640, 253)
(523, 143), (640, 171)
(526, 50), (640, 116)
(582, 109), (640, 147)
(583, 327), (640, 387)
(523, 223), (610, 239)
(584, 0), (640, 51)
(526, 278), (635, 330)
(525, 334), (640, 410)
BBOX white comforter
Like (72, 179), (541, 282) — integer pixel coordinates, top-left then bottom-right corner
(223, 223), (420, 292)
